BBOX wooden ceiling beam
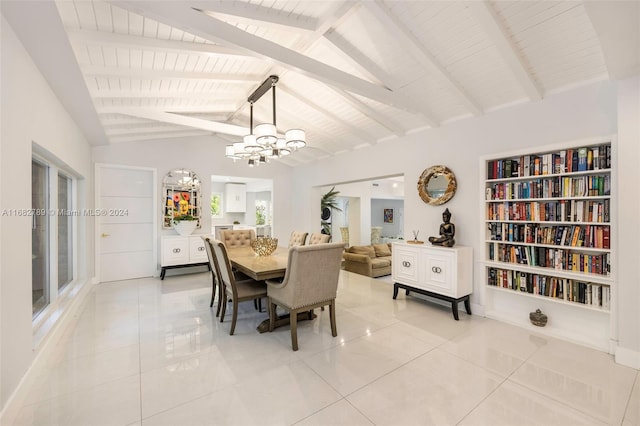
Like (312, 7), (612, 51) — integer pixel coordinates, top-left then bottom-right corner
(67, 28), (252, 58)
(109, 1), (427, 115)
(192, 1), (318, 32)
(468, 1), (542, 101)
(81, 66), (263, 83)
(363, 0), (483, 117)
(103, 107), (248, 136)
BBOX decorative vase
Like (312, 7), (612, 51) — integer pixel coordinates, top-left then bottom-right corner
(173, 220), (197, 236)
(251, 237), (278, 256)
(529, 309), (548, 327)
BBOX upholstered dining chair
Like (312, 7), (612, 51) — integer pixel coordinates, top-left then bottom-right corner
(206, 238), (267, 335)
(308, 233), (331, 244)
(288, 231), (308, 247)
(202, 235), (223, 316)
(219, 229), (256, 249)
(266, 242), (345, 351)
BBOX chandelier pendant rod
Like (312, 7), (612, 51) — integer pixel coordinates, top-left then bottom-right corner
(272, 82), (276, 127)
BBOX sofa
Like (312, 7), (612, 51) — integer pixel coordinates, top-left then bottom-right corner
(342, 243), (393, 278)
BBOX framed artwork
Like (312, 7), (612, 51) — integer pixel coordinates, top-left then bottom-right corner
(384, 208), (394, 223)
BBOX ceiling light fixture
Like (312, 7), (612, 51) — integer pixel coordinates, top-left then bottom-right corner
(225, 75), (305, 166)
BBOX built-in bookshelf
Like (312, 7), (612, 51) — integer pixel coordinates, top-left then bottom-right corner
(482, 137), (615, 350)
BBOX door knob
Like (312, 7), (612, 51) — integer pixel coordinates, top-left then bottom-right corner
(101, 233), (110, 237)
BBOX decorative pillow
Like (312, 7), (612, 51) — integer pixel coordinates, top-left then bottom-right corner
(350, 245), (376, 259)
(373, 243), (391, 257)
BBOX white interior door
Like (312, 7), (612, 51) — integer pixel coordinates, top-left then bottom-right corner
(96, 164), (156, 282)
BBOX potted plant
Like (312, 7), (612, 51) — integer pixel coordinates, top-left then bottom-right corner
(320, 186), (342, 235)
(173, 214), (198, 236)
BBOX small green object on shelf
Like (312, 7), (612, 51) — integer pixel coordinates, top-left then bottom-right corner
(529, 309), (548, 327)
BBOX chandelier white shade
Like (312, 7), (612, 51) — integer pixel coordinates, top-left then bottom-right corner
(225, 75), (306, 166)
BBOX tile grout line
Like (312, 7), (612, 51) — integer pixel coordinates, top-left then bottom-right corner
(137, 282), (143, 425)
(619, 368), (639, 425)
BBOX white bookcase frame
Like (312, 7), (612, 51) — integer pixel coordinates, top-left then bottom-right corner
(479, 135), (617, 352)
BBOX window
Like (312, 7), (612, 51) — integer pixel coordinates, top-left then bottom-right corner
(58, 174), (73, 290)
(32, 159), (49, 317)
(256, 200), (267, 225)
(31, 156), (77, 319)
(211, 192), (223, 218)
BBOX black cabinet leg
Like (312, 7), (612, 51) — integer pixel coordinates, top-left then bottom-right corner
(161, 267), (166, 280)
(406, 289), (410, 296)
(464, 298), (472, 315)
(393, 284), (399, 299)
(451, 302), (460, 321)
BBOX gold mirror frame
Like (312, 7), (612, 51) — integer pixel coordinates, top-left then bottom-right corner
(417, 165), (457, 206)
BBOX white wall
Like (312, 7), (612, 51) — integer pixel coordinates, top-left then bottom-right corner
(615, 76), (640, 367)
(290, 81), (640, 363)
(92, 137), (294, 255)
(0, 17), (93, 411)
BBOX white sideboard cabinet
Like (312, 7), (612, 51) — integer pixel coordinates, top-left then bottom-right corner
(160, 235), (210, 279)
(392, 242), (473, 320)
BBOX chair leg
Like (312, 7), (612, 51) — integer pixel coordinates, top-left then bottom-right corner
(210, 276), (216, 308)
(215, 282), (223, 317)
(230, 300), (238, 335)
(290, 308), (299, 351)
(220, 292), (227, 323)
(329, 299), (337, 337)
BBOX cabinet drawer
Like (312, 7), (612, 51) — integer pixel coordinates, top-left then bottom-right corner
(189, 237), (208, 263)
(162, 237), (190, 266)
(393, 247), (420, 285)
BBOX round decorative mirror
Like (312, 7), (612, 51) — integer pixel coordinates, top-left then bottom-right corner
(162, 168), (201, 230)
(417, 165), (457, 205)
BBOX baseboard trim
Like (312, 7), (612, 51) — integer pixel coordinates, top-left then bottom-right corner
(0, 278), (95, 425)
(615, 346), (640, 369)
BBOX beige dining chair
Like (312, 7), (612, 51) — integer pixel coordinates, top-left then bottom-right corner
(308, 233), (331, 244)
(202, 236), (223, 316)
(288, 231), (308, 247)
(266, 242), (345, 351)
(220, 229), (256, 249)
(206, 238), (267, 335)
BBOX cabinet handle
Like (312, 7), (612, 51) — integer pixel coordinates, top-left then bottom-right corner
(198, 247), (204, 251)
(173, 248), (181, 253)
(432, 266), (442, 273)
(402, 261), (411, 268)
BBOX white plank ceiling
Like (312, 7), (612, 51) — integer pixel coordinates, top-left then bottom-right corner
(3, 0), (638, 167)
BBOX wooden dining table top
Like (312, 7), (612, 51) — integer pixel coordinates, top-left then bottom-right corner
(226, 246), (289, 281)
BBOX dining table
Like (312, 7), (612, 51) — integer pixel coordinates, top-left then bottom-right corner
(226, 246), (289, 281)
(225, 246), (316, 333)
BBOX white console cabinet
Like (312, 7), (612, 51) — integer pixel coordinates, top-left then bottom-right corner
(392, 242), (473, 320)
(160, 235), (210, 279)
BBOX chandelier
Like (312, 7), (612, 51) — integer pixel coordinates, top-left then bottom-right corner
(225, 75), (306, 167)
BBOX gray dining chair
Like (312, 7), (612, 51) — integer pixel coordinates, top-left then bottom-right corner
(206, 238), (267, 335)
(266, 242), (345, 351)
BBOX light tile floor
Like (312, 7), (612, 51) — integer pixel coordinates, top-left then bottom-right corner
(10, 271), (639, 425)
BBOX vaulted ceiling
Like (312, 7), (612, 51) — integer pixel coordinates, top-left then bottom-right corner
(2, 1), (638, 167)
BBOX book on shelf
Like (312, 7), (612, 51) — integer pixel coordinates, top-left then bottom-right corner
(577, 147), (588, 171)
(487, 267), (610, 309)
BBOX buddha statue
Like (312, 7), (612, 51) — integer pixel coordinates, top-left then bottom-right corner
(428, 208), (456, 247)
